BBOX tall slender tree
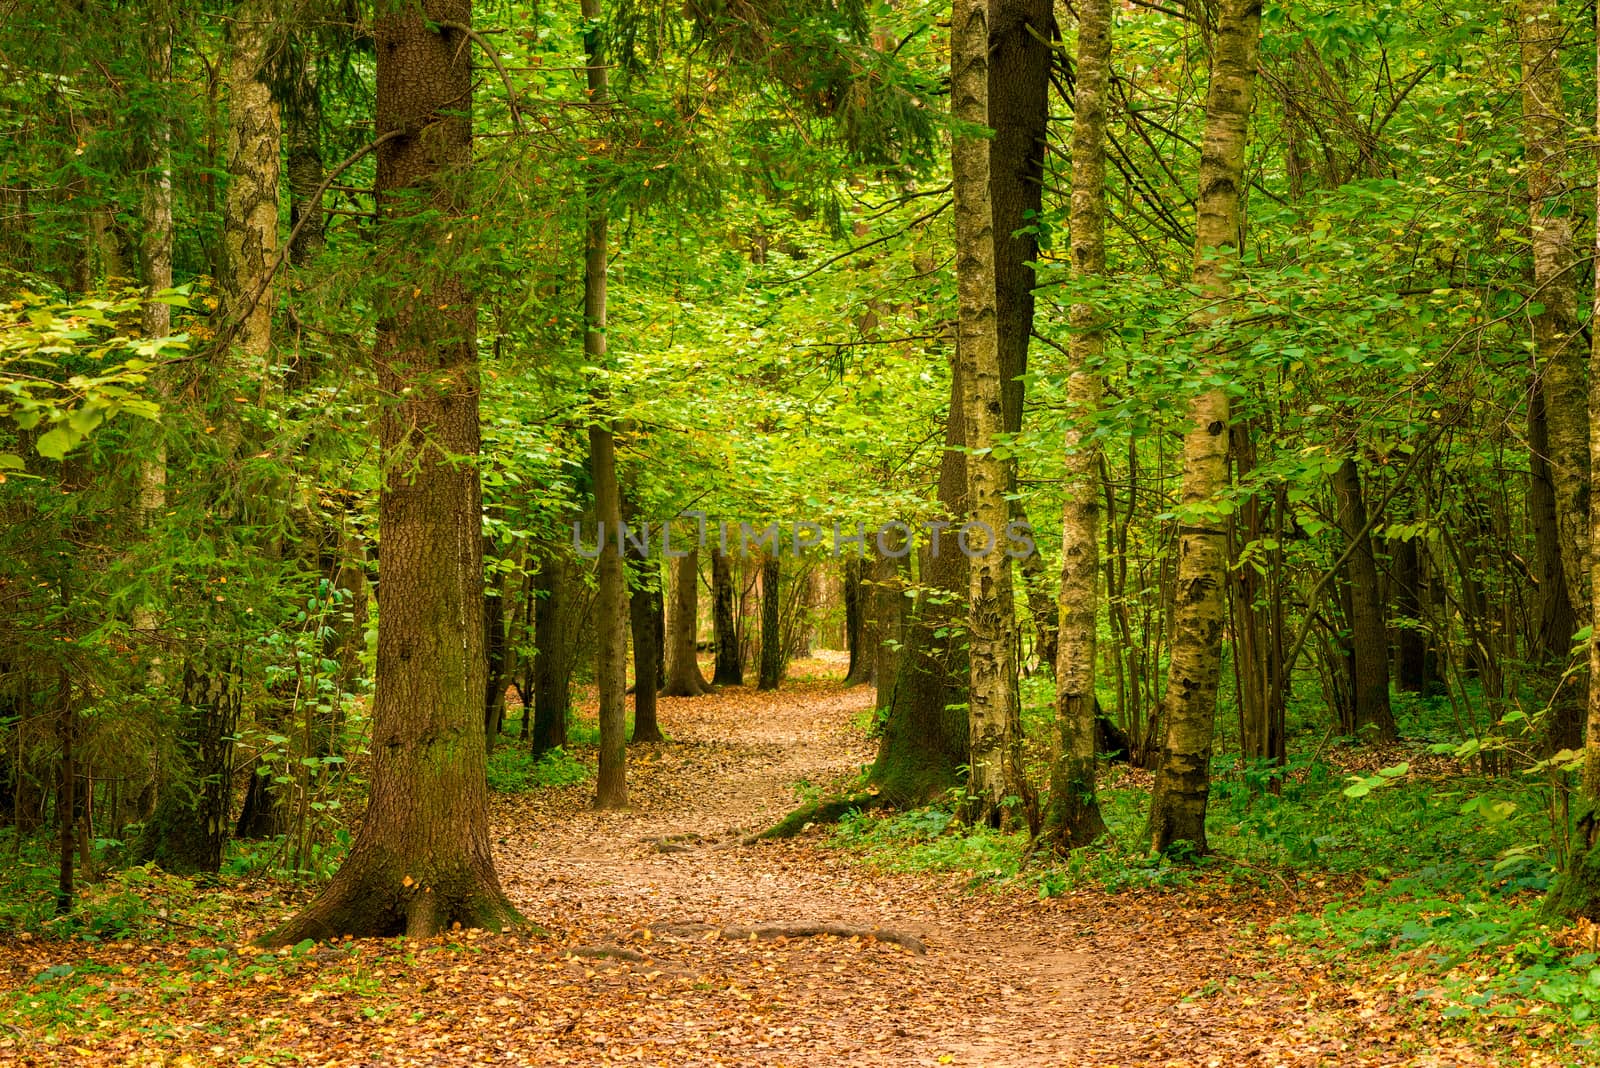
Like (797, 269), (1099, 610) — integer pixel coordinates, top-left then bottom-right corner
(953, 0), (1027, 828)
(1148, 0), (1261, 856)
(1040, 0), (1112, 851)
(1333, 457), (1396, 740)
(1522, 0), (1588, 625)
(1544, 0), (1600, 922)
(583, 0), (629, 805)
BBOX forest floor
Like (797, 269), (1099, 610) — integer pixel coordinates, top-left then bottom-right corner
(0, 656), (1584, 1066)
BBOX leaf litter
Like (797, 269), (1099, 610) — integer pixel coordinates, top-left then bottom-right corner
(0, 656), (1582, 1065)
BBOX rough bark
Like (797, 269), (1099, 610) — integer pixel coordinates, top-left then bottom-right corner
(286, 50), (325, 269)
(711, 549), (743, 686)
(1040, 0), (1110, 852)
(663, 548), (712, 696)
(1333, 458), (1397, 741)
(1148, 0), (1261, 857)
(263, 2), (521, 943)
(954, 0), (1028, 829)
(134, 14), (173, 663)
(758, 552), (783, 691)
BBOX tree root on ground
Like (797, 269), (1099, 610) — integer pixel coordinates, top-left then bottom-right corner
(566, 944), (649, 962)
(650, 920), (925, 954)
(720, 923), (926, 954)
(751, 790), (887, 840)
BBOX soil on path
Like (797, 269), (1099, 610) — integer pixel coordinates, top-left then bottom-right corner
(483, 657), (1504, 1068)
(0, 657), (1544, 1067)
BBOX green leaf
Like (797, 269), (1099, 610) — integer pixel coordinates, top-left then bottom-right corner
(35, 424), (78, 459)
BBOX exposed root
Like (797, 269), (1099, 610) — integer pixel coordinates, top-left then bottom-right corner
(755, 790), (886, 840)
(649, 920), (925, 954)
(719, 923), (926, 955)
(567, 944), (649, 962)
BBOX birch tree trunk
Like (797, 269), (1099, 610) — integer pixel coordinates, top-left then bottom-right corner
(953, 0), (1028, 829)
(264, 0), (521, 943)
(136, 10), (173, 596)
(1148, 0), (1261, 856)
(1040, 0), (1111, 851)
(223, 3), (280, 369)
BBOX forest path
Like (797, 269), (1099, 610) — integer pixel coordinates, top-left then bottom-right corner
(0, 659), (1515, 1067)
(486, 656), (1466, 1067)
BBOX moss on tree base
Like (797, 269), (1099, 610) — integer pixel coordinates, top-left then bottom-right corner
(1544, 833), (1600, 923)
(759, 791), (887, 839)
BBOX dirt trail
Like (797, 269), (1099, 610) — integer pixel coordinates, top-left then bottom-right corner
(486, 659), (1452, 1068)
(0, 659), (1519, 1067)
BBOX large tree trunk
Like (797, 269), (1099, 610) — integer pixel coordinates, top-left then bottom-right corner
(1040, 0), (1110, 852)
(1148, 0), (1261, 857)
(711, 548), (743, 686)
(583, 0), (630, 802)
(1333, 458), (1397, 741)
(589, 430), (630, 795)
(662, 549), (711, 696)
(758, 552), (783, 691)
(868, 366), (969, 803)
(222, 1), (285, 834)
(264, 3), (520, 943)
(954, 0), (1028, 830)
